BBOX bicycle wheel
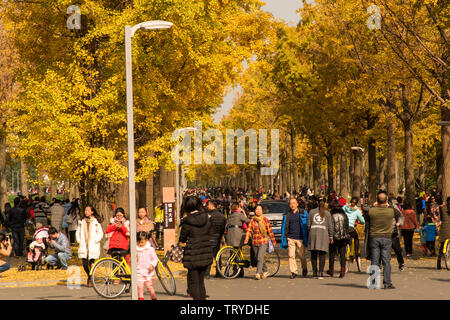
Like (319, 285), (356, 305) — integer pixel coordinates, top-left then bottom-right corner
(444, 241), (450, 270)
(264, 249), (280, 277)
(156, 260), (176, 296)
(216, 247), (241, 279)
(91, 258), (128, 299)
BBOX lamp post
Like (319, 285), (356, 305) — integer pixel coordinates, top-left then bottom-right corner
(125, 20), (173, 301)
(173, 127), (196, 229)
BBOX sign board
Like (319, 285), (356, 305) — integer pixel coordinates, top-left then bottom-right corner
(163, 187), (175, 203)
(164, 202), (176, 229)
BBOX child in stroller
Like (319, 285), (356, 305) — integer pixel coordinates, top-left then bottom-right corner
(27, 236), (46, 270)
(18, 225), (50, 271)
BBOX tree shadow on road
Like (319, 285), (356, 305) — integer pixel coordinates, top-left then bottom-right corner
(321, 283), (368, 289)
(429, 278), (450, 282)
(407, 266), (438, 271)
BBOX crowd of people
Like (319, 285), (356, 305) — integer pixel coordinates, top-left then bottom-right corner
(0, 185), (448, 300)
(178, 186), (449, 297)
(0, 195), (165, 300)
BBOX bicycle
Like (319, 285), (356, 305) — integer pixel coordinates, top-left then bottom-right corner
(346, 237), (361, 273)
(443, 238), (450, 270)
(90, 250), (176, 299)
(215, 244), (280, 279)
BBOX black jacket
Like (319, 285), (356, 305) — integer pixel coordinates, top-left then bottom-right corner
(179, 211), (214, 269)
(330, 208), (350, 241)
(7, 206), (27, 229)
(207, 209), (226, 242)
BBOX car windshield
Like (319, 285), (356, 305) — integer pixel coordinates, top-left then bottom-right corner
(261, 203), (288, 215)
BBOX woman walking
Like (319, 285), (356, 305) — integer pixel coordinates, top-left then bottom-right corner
(327, 200), (350, 278)
(178, 196), (213, 300)
(66, 200), (81, 245)
(243, 205), (276, 280)
(400, 200), (418, 257)
(75, 205), (104, 287)
(225, 203), (250, 277)
(308, 197), (333, 279)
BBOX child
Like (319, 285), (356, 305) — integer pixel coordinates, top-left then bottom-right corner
(423, 216), (438, 256)
(28, 237), (46, 265)
(136, 231), (158, 300)
(416, 222), (428, 256)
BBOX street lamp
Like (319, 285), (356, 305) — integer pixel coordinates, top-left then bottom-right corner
(174, 127), (196, 229)
(125, 20), (173, 301)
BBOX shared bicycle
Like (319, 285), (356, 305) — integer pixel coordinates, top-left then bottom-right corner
(215, 244), (280, 279)
(90, 249), (176, 299)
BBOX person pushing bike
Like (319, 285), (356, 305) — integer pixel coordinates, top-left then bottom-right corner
(343, 197), (365, 260)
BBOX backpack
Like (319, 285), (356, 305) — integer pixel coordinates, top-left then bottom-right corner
(332, 213), (349, 241)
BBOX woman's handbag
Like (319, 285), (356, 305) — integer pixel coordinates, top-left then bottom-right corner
(169, 244), (185, 263)
(267, 238), (274, 253)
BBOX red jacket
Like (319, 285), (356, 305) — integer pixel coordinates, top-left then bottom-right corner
(106, 219), (130, 250)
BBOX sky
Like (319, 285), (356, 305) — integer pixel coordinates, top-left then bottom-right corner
(212, 0), (303, 123)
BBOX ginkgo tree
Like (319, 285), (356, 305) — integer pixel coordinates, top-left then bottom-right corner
(2, 0), (276, 220)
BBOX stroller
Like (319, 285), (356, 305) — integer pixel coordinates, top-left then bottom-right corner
(18, 226), (50, 271)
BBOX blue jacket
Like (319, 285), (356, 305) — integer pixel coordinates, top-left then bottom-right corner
(424, 223), (438, 242)
(280, 209), (308, 249)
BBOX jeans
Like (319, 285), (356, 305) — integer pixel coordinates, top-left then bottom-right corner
(12, 228), (25, 257)
(0, 262), (10, 274)
(252, 243), (268, 275)
(45, 252), (71, 269)
(187, 266), (208, 300)
(370, 237), (392, 286)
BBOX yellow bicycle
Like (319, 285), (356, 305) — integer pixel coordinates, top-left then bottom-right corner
(215, 245), (280, 279)
(90, 250), (176, 299)
(443, 238), (450, 270)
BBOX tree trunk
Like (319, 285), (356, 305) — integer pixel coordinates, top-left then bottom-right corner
(0, 133), (7, 206)
(313, 156), (320, 195)
(378, 157), (386, 190)
(19, 159), (28, 197)
(387, 116), (397, 196)
(436, 141), (443, 192)
(340, 150), (348, 199)
(403, 120), (416, 207)
(418, 159), (425, 192)
(326, 151), (334, 195)
(441, 105), (450, 200)
(352, 150), (362, 198)
(368, 137), (377, 203)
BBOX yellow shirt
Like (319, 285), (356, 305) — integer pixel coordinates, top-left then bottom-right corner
(154, 207), (164, 223)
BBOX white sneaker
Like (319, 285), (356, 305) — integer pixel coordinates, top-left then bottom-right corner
(262, 272), (270, 279)
(255, 273), (261, 280)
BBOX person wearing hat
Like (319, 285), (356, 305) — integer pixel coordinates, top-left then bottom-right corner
(327, 200), (350, 278)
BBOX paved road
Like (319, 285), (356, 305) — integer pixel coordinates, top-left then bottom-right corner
(1, 255), (449, 300)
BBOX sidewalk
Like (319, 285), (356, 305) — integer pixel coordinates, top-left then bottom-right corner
(0, 232), (439, 289)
